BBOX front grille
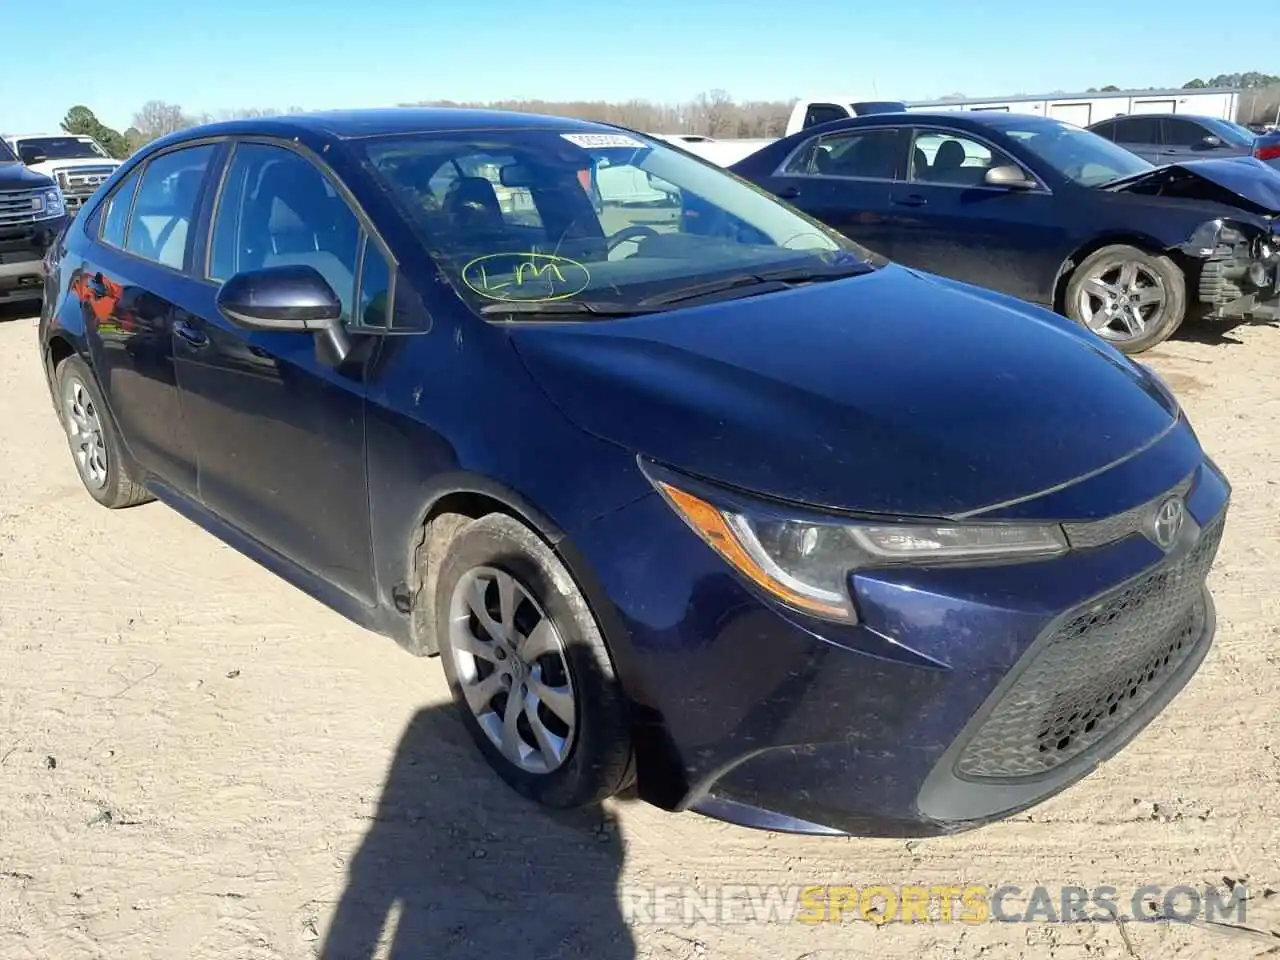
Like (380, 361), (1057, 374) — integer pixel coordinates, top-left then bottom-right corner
(955, 509), (1226, 780)
(1061, 475), (1194, 549)
(56, 166), (116, 211)
(0, 188), (41, 228)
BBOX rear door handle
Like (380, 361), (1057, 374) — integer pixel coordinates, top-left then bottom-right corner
(891, 194), (927, 208)
(173, 319), (209, 348)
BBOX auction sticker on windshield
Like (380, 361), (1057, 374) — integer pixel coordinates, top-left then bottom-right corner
(461, 252), (592, 302)
(560, 133), (645, 149)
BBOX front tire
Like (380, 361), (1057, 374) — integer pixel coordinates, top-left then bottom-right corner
(1064, 244), (1186, 354)
(434, 513), (632, 809)
(54, 355), (152, 509)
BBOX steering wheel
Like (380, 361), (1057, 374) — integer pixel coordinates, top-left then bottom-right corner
(606, 224), (661, 252)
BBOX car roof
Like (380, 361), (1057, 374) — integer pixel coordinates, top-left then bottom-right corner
(3, 132), (95, 140)
(802, 110), (1065, 136)
(155, 107), (618, 146)
(1092, 113), (1228, 123)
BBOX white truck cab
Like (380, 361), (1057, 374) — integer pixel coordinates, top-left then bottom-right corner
(2, 132), (122, 215)
(646, 98), (909, 167)
(783, 98), (908, 136)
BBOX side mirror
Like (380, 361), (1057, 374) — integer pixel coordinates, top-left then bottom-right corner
(984, 165), (1037, 190)
(216, 264), (351, 363)
(19, 145), (47, 165)
(1199, 135), (1223, 149)
(216, 264), (342, 332)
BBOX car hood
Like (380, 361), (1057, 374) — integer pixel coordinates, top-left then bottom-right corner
(509, 265), (1181, 518)
(1101, 157), (1280, 218)
(0, 160), (57, 190)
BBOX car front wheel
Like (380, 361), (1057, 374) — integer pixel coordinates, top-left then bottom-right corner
(1064, 244), (1186, 354)
(434, 513), (633, 808)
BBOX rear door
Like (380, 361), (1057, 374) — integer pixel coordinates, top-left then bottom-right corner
(1107, 116), (1162, 164)
(171, 138), (385, 603)
(79, 141), (223, 495)
(749, 125), (909, 260)
(882, 126), (1067, 304)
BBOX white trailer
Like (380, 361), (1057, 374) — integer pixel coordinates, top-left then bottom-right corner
(905, 87), (1242, 127)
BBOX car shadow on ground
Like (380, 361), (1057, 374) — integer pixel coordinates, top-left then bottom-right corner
(0, 303), (39, 323)
(319, 704), (636, 960)
(1177, 316), (1280, 347)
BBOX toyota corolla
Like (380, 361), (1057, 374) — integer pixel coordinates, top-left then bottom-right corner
(38, 109), (1230, 836)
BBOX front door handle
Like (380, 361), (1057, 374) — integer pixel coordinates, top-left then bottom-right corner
(173, 319), (209, 348)
(891, 194), (928, 208)
(776, 185), (801, 200)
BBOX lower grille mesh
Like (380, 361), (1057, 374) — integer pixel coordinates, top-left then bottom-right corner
(956, 510), (1225, 780)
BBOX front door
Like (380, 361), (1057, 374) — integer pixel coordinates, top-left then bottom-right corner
(80, 142), (221, 495)
(749, 125), (908, 261)
(882, 127), (1068, 305)
(172, 140), (389, 603)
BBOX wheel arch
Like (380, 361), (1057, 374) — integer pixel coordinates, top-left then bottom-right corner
(1051, 232), (1182, 314)
(401, 474), (634, 668)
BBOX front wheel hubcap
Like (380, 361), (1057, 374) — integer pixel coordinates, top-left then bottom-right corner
(63, 378), (109, 489)
(1078, 260), (1167, 342)
(448, 566), (577, 774)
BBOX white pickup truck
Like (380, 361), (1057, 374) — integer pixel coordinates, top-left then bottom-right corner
(2, 133), (122, 215)
(652, 97), (907, 167)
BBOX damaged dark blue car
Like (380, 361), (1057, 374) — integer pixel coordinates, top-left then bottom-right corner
(39, 109), (1230, 836)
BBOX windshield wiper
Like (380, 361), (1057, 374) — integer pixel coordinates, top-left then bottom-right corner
(477, 300), (652, 318)
(637, 261), (873, 308)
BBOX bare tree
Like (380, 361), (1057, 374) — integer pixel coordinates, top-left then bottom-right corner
(130, 100), (192, 144)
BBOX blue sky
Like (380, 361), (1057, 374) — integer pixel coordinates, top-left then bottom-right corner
(6, 0), (1274, 134)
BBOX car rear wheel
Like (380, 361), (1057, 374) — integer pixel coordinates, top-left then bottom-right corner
(54, 355), (153, 509)
(434, 513), (632, 809)
(1064, 245), (1186, 354)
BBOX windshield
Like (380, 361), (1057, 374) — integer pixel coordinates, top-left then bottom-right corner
(17, 136), (109, 160)
(1199, 117), (1257, 148)
(359, 128), (878, 318)
(1004, 118), (1153, 187)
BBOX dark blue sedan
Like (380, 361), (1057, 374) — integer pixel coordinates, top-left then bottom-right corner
(39, 108), (1230, 837)
(731, 111), (1280, 355)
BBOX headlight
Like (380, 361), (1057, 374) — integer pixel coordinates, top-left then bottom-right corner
(33, 187), (65, 220)
(653, 479), (1068, 622)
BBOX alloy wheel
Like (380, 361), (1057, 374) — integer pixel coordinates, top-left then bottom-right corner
(1077, 260), (1167, 342)
(63, 377), (109, 489)
(447, 565), (577, 774)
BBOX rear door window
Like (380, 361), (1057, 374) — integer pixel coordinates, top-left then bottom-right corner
(123, 144), (216, 271)
(783, 127), (904, 180)
(1111, 117), (1161, 145)
(99, 167), (142, 249)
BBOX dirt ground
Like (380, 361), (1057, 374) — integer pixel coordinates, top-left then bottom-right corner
(1, 309), (1278, 960)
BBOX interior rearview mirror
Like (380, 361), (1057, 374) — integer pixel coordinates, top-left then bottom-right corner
(984, 165), (1037, 190)
(499, 163), (539, 187)
(19, 145), (47, 166)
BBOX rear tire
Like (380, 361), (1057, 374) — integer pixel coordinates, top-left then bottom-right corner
(434, 513), (632, 809)
(1064, 244), (1186, 355)
(54, 355), (152, 509)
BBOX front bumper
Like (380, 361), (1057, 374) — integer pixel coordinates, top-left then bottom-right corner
(571, 428), (1230, 837)
(0, 215), (65, 305)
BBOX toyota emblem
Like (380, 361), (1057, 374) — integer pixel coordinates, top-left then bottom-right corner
(1150, 496), (1185, 550)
